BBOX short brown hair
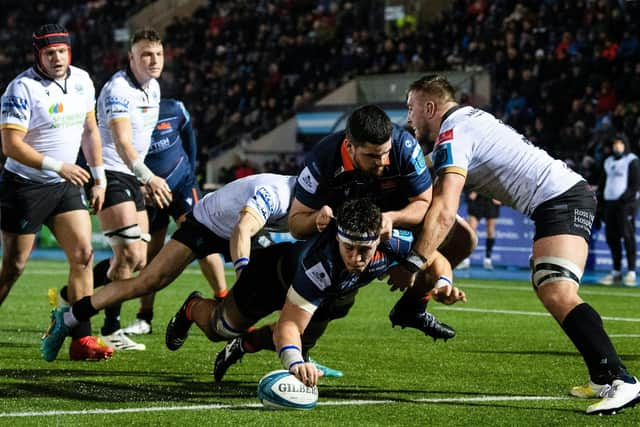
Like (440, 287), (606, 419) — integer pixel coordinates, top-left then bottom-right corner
(408, 74), (456, 103)
(129, 28), (162, 50)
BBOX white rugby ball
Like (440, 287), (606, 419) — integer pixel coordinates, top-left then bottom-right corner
(257, 369), (318, 410)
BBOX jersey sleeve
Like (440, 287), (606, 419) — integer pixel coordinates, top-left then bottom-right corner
(287, 259), (332, 313)
(395, 127), (431, 196)
(431, 126), (472, 178)
(178, 101), (197, 172)
(242, 185), (280, 227)
(102, 80), (131, 123)
(383, 229), (414, 262)
(0, 80), (31, 132)
(294, 135), (336, 209)
(82, 72), (96, 114)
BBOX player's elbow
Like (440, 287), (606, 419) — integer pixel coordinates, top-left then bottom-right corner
(287, 215), (308, 240)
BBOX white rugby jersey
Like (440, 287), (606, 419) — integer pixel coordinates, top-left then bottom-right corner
(193, 174), (296, 239)
(97, 69), (160, 175)
(603, 153), (639, 201)
(0, 65), (95, 183)
(431, 106), (583, 216)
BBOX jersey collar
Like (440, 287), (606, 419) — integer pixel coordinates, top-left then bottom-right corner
(440, 104), (464, 128)
(32, 65), (71, 94)
(340, 139), (356, 171)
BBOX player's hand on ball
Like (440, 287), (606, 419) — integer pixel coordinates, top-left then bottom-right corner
(290, 362), (323, 387)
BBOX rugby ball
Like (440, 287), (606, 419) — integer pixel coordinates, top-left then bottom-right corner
(257, 369), (318, 410)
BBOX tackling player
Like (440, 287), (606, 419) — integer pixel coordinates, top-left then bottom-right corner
(288, 104), (469, 341)
(1, 24), (111, 361)
(163, 198), (466, 386)
(400, 74), (640, 415)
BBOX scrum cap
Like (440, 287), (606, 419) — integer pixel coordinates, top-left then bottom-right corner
(32, 24), (71, 69)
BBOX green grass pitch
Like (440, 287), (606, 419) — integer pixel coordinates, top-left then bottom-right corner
(1, 260), (639, 426)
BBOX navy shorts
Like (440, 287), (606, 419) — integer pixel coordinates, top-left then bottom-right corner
(147, 171), (201, 233)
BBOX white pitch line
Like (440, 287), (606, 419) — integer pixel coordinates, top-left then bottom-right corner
(461, 283), (640, 298)
(0, 395), (569, 418)
(609, 334), (640, 338)
(436, 306), (640, 322)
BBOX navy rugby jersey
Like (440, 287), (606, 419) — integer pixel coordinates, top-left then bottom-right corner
(145, 99), (197, 188)
(295, 124), (431, 212)
(286, 223), (414, 309)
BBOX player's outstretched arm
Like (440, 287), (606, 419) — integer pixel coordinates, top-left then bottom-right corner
(274, 297), (321, 387)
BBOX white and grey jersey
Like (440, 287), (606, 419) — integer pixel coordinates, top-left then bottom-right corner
(0, 65), (96, 183)
(193, 173), (296, 239)
(97, 69), (160, 175)
(430, 106), (583, 217)
(603, 153), (639, 201)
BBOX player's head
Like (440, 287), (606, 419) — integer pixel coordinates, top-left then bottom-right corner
(128, 28), (163, 84)
(406, 74), (457, 143)
(336, 198), (382, 273)
(345, 105), (393, 177)
(32, 24), (71, 79)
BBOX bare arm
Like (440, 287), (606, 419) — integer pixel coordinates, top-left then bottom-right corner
(413, 172), (466, 263)
(109, 118), (140, 168)
(384, 187), (432, 228)
(80, 111), (105, 212)
(229, 210), (264, 276)
(109, 118), (172, 208)
(287, 197), (333, 239)
(273, 297), (320, 387)
(1, 127), (89, 185)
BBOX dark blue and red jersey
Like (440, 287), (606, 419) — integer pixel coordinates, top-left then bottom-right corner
(285, 223), (414, 309)
(295, 123), (431, 212)
(145, 99), (197, 189)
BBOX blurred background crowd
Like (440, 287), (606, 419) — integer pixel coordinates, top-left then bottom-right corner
(1, 0), (639, 185)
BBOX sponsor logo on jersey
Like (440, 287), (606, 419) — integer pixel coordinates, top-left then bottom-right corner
(156, 121), (172, 131)
(435, 129), (454, 146)
(305, 262), (330, 290)
(2, 109), (26, 120)
(298, 167), (319, 194)
(2, 96), (28, 110)
(410, 145), (427, 174)
(254, 187), (275, 219)
(433, 143), (454, 168)
(48, 103), (64, 114)
(105, 95), (129, 110)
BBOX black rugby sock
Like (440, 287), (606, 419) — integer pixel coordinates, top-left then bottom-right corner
(72, 296), (99, 321)
(70, 320), (92, 339)
(561, 303), (626, 383)
(93, 258), (112, 288)
(486, 238), (495, 258)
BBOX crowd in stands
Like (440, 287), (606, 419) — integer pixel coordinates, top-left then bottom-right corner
(1, 0), (639, 186)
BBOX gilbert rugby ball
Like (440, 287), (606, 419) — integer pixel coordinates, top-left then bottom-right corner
(257, 369), (319, 410)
